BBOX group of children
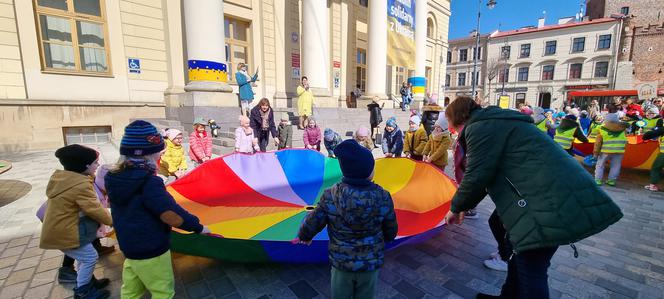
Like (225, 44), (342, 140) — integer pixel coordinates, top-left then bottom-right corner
(157, 117), (213, 181)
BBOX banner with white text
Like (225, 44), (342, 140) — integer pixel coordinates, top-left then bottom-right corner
(387, 0), (416, 69)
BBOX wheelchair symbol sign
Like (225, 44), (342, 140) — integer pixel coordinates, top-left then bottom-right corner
(128, 58), (141, 74)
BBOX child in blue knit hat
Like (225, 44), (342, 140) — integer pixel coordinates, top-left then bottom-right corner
(323, 128), (343, 157)
(105, 120), (210, 298)
(382, 117), (404, 157)
(294, 139), (398, 299)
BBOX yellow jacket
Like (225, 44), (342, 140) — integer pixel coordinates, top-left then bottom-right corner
(40, 170), (112, 250)
(159, 139), (187, 176)
(404, 126), (428, 156)
(354, 136), (374, 150)
(423, 132), (451, 168)
(297, 86), (314, 116)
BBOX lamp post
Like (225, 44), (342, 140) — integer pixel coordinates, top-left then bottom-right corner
(471, 0), (497, 98)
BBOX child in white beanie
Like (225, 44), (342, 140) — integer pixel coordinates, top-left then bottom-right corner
(423, 114), (451, 170)
(403, 115), (428, 161)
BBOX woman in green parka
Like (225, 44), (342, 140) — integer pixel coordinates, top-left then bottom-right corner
(443, 97), (623, 299)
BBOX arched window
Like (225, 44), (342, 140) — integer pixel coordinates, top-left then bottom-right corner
(427, 18), (435, 38)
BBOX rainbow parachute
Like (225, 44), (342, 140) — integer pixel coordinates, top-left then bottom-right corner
(573, 135), (658, 170)
(166, 149), (456, 263)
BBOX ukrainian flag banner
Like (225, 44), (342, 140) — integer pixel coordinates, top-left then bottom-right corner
(387, 0), (416, 69)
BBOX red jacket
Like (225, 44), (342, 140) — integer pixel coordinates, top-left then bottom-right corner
(188, 131), (212, 163)
(625, 103), (644, 117)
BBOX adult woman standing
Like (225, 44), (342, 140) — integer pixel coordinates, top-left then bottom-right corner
(297, 76), (314, 129)
(250, 98), (279, 152)
(443, 97), (623, 299)
(236, 63), (258, 117)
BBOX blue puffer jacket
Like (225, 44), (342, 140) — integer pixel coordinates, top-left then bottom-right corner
(105, 163), (203, 260)
(298, 178), (398, 272)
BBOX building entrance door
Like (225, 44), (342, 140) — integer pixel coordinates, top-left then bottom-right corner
(539, 92), (552, 109)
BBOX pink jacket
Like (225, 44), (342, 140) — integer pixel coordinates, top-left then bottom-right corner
(303, 126), (322, 147)
(189, 131), (212, 162)
(235, 127), (258, 153)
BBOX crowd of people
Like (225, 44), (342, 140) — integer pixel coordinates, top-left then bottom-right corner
(38, 90), (636, 299)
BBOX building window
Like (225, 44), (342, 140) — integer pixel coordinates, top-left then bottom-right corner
(427, 18), (435, 38)
(498, 68), (509, 83)
(572, 37), (585, 53)
(395, 66), (408, 92)
(620, 6), (629, 15)
(34, 0), (111, 74)
(445, 74), (450, 87)
(542, 65), (555, 81)
(569, 63), (583, 79)
(225, 17), (251, 83)
(447, 51), (452, 63)
(520, 44), (531, 58)
(458, 72), (466, 86)
(473, 46), (482, 60)
(545, 40), (557, 55)
(459, 49), (468, 62)
(594, 61), (609, 78)
(500, 46), (511, 59)
(598, 34), (611, 50)
(359, 0), (368, 7)
(356, 48), (367, 92)
(471, 71), (480, 85)
(517, 67), (529, 81)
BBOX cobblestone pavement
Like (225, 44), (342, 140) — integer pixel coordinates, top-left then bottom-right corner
(0, 149), (662, 299)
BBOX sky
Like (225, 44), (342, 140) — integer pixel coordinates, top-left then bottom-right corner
(448, 0), (587, 40)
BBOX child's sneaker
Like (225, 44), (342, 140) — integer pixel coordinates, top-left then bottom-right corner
(645, 184), (659, 191)
(606, 180), (616, 186)
(483, 256), (508, 272)
(464, 209), (479, 219)
(57, 266), (77, 284)
(74, 282), (110, 299)
(595, 179), (603, 186)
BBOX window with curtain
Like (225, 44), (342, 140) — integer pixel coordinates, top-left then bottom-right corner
(569, 63), (583, 79)
(498, 68), (509, 83)
(542, 65), (555, 80)
(595, 61), (609, 78)
(225, 17), (252, 83)
(35, 0), (110, 74)
(458, 73), (466, 86)
(545, 41), (557, 55)
(520, 44), (531, 58)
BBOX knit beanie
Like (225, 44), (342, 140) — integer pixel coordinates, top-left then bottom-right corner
(565, 114), (578, 121)
(605, 113), (619, 123)
(281, 112), (290, 121)
(648, 107), (660, 115)
(239, 115), (250, 125)
(55, 144), (99, 173)
(434, 114), (448, 131)
(324, 128), (336, 142)
(386, 117), (398, 128)
(409, 115), (421, 127)
(193, 117), (208, 126)
(120, 120), (165, 156)
(165, 128), (182, 141)
(333, 139), (375, 179)
(356, 126), (370, 137)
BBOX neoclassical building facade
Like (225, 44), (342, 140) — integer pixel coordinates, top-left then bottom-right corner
(0, 0), (450, 151)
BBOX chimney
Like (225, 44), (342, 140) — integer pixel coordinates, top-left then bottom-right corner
(558, 17), (574, 24)
(538, 17), (546, 28)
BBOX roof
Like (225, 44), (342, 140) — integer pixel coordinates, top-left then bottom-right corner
(448, 34), (491, 44)
(492, 18), (617, 38)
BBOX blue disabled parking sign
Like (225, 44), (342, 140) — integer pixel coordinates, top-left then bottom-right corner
(128, 58), (140, 74)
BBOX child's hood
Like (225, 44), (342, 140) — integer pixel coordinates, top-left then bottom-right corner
(46, 170), (92, 199)
(165, 138), (182, 149)
(105, 169), (152, 205)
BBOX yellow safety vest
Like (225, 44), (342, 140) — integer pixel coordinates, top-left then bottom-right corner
(588, 123), (601, 139)
(644, 117), (660, 132)
(659, 136), (664, 154)
(554, 127), (576, 150)
(600, 128), (627, 154)
(535, 119), (548, 132)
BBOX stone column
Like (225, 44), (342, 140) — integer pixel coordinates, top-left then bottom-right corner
(410, 0), (428, 106)
(183, 0), (233, 107)
(360, 0), (388, 106)
(302, 0), (330, 91)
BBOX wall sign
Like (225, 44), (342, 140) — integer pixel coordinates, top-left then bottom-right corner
(292, 67), (300, 79)
(387, 0), (416, 69)
(128, 58), (140, 74)
(291, 53), (300, 68)
(637, 82), (658, 100)
(291, 32), (299, 43)
(333, 61), (341, 68)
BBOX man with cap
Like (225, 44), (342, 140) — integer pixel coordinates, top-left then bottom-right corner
(294, 139), (398, 299)
(41, 144), (114, 298)
(403, 115), (429, 161)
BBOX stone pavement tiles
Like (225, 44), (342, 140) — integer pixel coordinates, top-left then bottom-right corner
(0, 150), (663, 298)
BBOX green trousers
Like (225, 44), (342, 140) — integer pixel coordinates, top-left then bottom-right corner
(121, 250), (175, 299)
(330, 267), (379, 299)
(650, 153), (664, 184)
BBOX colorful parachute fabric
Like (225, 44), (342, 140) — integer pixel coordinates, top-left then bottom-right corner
(573, 135), (658, 170)
(166, 149), (457, 263)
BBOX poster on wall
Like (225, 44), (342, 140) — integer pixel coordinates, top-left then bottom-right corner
(499, 96), (510, 109)
(387, 0), (416, 69)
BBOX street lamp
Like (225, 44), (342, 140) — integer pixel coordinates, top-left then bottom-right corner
(471, 0), (497, 99)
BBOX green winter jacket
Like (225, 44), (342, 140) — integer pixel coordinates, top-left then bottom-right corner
(451, 107), (623, 253)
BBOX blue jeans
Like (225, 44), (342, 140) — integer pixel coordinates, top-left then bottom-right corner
(62, 243), (98, 287)
(500, 247), (558, 299)
(595, 153), (624, 181)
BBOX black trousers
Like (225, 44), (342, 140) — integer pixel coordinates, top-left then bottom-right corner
(257, 130), (269, 152)
(500, 246), (558, 299)
(488, 210), (513, 261)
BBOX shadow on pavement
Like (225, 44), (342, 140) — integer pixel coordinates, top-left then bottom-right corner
(0, 179), (32, 207)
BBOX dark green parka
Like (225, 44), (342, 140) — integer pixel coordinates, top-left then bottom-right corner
(451, 107), (623, 253)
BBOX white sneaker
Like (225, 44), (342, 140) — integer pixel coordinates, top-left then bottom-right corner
(489, 251), (500, 259)
(483, 257), (508, 272)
